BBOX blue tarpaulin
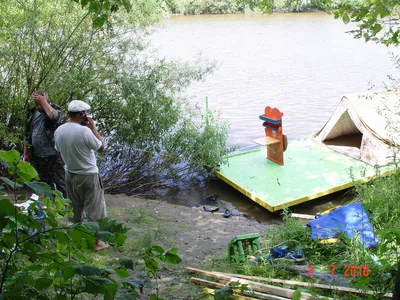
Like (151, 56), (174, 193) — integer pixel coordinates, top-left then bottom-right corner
(307, 202), (377, 248)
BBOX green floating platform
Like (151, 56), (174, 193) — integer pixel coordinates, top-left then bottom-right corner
(215, 140), (393, 212)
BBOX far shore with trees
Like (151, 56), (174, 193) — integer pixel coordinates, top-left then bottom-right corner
(163, 0), (359, 15)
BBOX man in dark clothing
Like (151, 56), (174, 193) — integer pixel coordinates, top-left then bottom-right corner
(23, 91), (66, 197)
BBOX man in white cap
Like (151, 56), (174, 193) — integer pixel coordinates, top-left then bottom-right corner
(54, 100), (108, 251)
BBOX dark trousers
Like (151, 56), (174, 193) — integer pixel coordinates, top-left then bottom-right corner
(31, 155), (66, 197)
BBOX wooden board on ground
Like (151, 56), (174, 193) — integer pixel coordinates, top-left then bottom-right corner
(219, 272), (393, 298)
(191, 278), (289, 300)
(186, 267), (333, 300)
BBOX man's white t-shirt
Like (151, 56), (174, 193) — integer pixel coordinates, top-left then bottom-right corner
(54, 122), (102, 174)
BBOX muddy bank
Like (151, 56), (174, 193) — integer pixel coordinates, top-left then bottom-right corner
(106, 194), (271, 264)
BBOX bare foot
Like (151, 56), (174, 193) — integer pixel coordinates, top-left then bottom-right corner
(94, 239), (109, 251)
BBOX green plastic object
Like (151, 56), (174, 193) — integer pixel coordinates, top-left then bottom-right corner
(228, 233), (261, 263)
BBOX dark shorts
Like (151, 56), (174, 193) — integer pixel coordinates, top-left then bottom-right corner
(31, 155), (66, 197)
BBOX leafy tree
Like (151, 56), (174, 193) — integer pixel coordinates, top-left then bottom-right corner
(0, 0), (232, 193)
(323, 0), (400, 46)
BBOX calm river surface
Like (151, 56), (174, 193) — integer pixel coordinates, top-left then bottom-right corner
(150, 13), (399, 222)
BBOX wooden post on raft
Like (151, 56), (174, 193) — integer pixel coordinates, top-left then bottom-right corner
(252, 106), (287, 166)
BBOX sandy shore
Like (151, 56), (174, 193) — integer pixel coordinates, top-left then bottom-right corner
(106, 194), (271, 265)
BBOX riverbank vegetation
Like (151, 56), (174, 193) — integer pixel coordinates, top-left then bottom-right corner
(163, 0), (362, 15)
(199, 168), (400, 298)
(0, 0), (232, 194)
(0, 150), (184, 299)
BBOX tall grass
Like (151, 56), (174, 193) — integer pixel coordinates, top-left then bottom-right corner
(354, 170), (400, 230)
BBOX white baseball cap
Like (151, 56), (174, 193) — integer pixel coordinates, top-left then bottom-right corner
(68, 100), (91, 112)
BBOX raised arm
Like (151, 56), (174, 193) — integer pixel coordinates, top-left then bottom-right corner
(32, 92), (59, 120)
(86, 117), (105, 154)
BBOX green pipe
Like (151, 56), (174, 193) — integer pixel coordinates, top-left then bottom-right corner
(206, 96), (209, 127)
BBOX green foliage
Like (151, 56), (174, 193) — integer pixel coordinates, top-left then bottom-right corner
(73, 0), (133, 28)
(0, 150), (182, 299)
(164, 0), (331, 14)
(354, 170), (400, 231)
(0, 0), (232, 193)
(322, 0), (400, 45)
(163, 0), (246, 14)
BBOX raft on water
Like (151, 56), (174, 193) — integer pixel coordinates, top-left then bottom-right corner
(215, 91), (399, 212)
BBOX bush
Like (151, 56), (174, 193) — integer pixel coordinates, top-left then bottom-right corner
(0, 149), (181, 299)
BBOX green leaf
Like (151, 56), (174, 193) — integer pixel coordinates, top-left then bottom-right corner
(14, 271), (32, 289)
(120, 257), (136, 269)
(0, 177), (23, 189)
(35, 277), (53, 289)
(152, 245), (164, 254)
(96, 230), (113, 240)
(149, 295), (158, 300)
(105, 278), (118, 297)
(73, 265), (103, 276)
(61, 265), (76, 280)
(0, 150), (19, 165)
(27, 182), (53, 197)
(372, 23), (382, 35)
(84, 275), (116, 294)
(81, 0), (89, 8)
(116, 268), (131, 278)
(17, 161), (39, 182)
(115, 233), (127, 246)
(214, 287), (233, 300)
(123, 278), (149, 290)
(88, 1), (100, 12)
(51, 231), (70, 245)
(0, 217), (10, 231)
(342, 13), (350, 24)
(144, 257), (158, 275)
(165, 251), (181, 264)
(83, 221), (100, 231)
(116, 293), (139, 300)
(292, 290), (301, 300)
(103, 1), (111, 10)
(0, 198), (15, 217)
(168, 247), (178, 254)
(93, 14), (107, 28)
(54, 197), (64, 211)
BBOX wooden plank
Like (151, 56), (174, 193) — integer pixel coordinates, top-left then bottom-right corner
(291, 213), (315, 220)
(219, 272), (393, 298)
(251, 137), (280, 146)
(203, 287), (260, 300)
(191, 278), (289, 300)
(186, 267), (331, 300)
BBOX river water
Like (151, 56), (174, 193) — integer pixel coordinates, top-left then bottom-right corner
(150, 12), (399, 222)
